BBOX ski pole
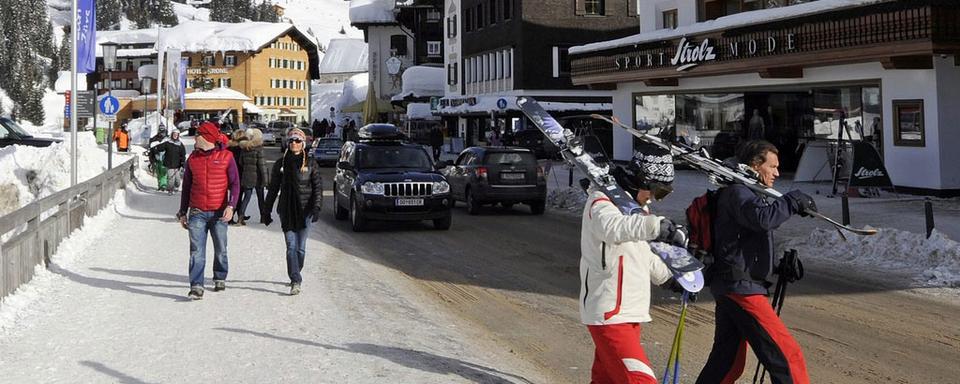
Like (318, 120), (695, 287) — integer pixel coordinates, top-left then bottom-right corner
(662, 291), (689, 384)
(673, 292), (689, 384)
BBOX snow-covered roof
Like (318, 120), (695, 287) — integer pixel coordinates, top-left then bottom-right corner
(184, 88), (252, 101)
(95, 29), (161, 57)
(138, 65), (159, 80)
(391, 66), (445, 101)
(319, 39), (368, 75)
(54, 71), (88, 93)
(243, 101), (264, 114)
(570, 0), (887, 55)
(437, 96), (610, 115)
(349, 0), (396, 25)
(405, 103), (438, 120)
(336, 73), (369, 110)
(311, 83), (344, 120)
(159, 20), (314, 53)
(171, 1), (211, 23)
(117, 48), (157, 58)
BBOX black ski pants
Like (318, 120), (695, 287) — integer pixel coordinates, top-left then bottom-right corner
(695, 293), (809, 384)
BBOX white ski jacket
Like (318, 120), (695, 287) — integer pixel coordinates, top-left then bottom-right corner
(580, 190), (672, 325)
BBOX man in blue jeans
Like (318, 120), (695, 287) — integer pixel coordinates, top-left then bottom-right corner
(177, 122), (240, 300)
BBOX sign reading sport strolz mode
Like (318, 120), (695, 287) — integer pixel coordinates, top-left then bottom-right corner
(612, 34), (797, 73)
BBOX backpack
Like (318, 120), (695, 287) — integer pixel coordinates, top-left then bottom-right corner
(685, 189), (720, 271)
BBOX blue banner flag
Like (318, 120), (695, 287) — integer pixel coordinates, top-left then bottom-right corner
(180, 58), (188, 109)
(77, 0), (96, 73)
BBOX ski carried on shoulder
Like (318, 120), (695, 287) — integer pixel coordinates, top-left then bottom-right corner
(590, 114), (878, 237)
(516, 97), (704, 293)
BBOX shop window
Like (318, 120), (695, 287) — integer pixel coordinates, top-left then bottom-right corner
(585, 0), (604, 16)
(674, 94), (745, 160)
(662, 9), (678, 29)
(893, 99), (925, 147)
(225, 55), (237, 67)
(447, 15), (458, 37)
(390, 35), (408, 56)
(813, 87), (863, 141)
(503, 0), (512, 20)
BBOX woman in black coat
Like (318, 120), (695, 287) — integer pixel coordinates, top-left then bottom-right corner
(262, 128), (322, 295)
(236, 128), (265, 225)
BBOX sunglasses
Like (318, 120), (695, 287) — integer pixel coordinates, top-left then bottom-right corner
(639, 181), (673, 201)
(288, 137), (304, 143)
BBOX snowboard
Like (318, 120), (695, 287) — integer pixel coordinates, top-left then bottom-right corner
(591, 114), (878, 237)
(516, 97), (705, 292)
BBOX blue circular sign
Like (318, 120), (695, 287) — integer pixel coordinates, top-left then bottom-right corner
(497, 98), (508, 110)
(99, 96), (120, 116)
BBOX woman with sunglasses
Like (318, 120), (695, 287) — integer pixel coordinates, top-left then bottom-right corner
(262, 128), (323, 295)
(578, 144), (687, 384)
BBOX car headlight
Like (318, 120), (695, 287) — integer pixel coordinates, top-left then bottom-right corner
(360, 181), (384, 195)
(432, 181), (450, 195)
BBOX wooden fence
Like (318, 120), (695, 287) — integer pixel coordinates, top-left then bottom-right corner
(0, 157), (138, 302)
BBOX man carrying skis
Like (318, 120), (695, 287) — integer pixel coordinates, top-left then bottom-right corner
(580, 145), (688, 384)
(696, 140), (817, 384)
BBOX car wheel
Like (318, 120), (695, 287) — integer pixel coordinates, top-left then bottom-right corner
(350, 195), (367, 232)
(466, 189), (480, 215)
(334, 184), (348, 220)
(530, 199), (546, 215)
(433, 212), (452, 230)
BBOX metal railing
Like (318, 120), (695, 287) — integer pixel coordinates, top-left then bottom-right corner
(0, 157), (138, 302)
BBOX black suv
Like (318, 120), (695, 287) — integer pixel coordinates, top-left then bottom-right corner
(442, 146), (546, 215)
(0, 117), (62, 148)
(333, 124), (452, 231)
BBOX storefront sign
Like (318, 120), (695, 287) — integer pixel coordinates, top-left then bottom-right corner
(671, 38), (717, 71)
(186, 68), (227, 75)
(614, 34), (795, 73)
(848, 141), (893, 188)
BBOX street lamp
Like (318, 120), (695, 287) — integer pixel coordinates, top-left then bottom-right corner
(102, 41), (118, 170)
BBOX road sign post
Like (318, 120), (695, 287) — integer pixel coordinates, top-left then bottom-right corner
(101, 94), (120, 170)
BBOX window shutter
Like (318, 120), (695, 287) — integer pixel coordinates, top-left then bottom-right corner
(575, 0), (586, 16)
(628, 0), (637, 16)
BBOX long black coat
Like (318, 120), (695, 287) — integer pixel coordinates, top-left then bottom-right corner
(238, 140), (265, 189)
(264, 154), (323, 224)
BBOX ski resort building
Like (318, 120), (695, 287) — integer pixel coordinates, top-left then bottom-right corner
(568, 0), (960, 196)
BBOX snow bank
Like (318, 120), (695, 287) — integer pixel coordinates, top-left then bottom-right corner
(391, 66), (445, 101)
(405, 103), (437, 120)
(349, 0), (396, 24)
(0, 189), (124, 335)
(547, 186), (587, 212)
(53, 71), (88, 94)
(571, 0), (885, 55)
(312, 83), (345, 122)
(337, 73), (369, 110)
(785, 228), (960, 288)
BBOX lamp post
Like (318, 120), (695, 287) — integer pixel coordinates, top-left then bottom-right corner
(142, 76), (152, 134)
(102, 41), (118, 170)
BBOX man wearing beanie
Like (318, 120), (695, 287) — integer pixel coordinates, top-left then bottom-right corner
(177, 121), (240, 300)
(579, 143), (687, 384)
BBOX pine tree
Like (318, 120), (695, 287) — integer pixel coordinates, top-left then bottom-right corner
(156, 0), (179, 26)
(98, 0), (123, 30)
(58, 27), (71, 71)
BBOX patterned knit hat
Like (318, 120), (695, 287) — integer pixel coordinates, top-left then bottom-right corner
(629, 142), (674, 184)
(287, 128), (306, 141)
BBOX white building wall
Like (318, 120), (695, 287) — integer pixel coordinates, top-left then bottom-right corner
(638, 0), (697, 33)
(611, 61), (951, 190)
(444, 0), (463, 97)
(936, 56), (960, 189)
(366, 25), (412, 100)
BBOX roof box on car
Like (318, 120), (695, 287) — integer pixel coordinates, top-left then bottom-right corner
(358, 124), (404, 142)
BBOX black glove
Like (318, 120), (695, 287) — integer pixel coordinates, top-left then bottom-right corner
(784, 190), (817, 217)
(656, 219), (688, 248)
(262, 214), (273, 226)
(309, 210), (319, 223)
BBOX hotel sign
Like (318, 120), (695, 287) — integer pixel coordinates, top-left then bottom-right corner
(187, 68), (228, 75)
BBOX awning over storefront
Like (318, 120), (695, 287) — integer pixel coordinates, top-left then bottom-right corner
(569, 1), (960, 86)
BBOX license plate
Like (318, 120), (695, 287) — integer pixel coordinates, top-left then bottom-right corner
(396, 198), (424, 206)
(501, 172), (525, 180)
(325, 151), (338, 155)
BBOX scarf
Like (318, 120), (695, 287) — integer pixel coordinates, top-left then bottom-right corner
(280, 151), (307, 232)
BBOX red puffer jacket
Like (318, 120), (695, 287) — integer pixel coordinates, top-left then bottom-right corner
(186, 148), (234, 211)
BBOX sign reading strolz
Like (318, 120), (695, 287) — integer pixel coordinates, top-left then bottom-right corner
(614, 34), (797, 72)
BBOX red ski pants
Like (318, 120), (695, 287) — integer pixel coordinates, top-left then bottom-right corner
(587, 323), (657, 384)
(695, 294), (809, 384)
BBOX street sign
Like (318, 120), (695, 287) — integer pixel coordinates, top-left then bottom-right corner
(497, 98), (508, 110)
(64, 91), (71, 118)
(99, 95), (120, 116)
(76, 90), (96, 118)
(103, 115), (117, 122)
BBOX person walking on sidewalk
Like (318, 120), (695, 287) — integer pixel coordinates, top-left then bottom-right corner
(176, 122), (240, 300)
(157, 130), (186, 194)
(113, 125), (129, 152)
(262, 128), (322, 296)
(236, 128), (266, 225)
(580, 146), (688, 384)
(695, 140), (817, 384)
(429, 125), (443, 162)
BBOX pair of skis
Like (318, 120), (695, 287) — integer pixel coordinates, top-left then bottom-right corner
(516, 97), (705, 293)
(589, 114), (877, 237)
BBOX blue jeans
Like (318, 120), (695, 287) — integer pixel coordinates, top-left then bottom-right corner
(188, 209), (229, 287)
(283, 216), (312, 284)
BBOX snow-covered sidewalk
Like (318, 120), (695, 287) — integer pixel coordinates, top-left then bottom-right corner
(0, 183), (547, 383)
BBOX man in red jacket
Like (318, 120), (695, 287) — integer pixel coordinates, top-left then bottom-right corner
(177, 122), (240, 300)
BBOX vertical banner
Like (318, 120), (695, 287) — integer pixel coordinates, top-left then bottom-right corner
(165, 49), (184, 110)
(179, 58), (188, 110)
(76, 0), (96, 73)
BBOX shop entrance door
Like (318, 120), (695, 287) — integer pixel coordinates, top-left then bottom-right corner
(744, 92), (813, 171)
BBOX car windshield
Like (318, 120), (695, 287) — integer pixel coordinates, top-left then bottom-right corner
(317, 139), (342, 148)
(357, 146), (432, 169)
(486, 152), (536, 165)
(0, 117), (32, 138)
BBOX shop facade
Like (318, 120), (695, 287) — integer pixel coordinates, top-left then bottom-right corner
(570, 1), (960, 195)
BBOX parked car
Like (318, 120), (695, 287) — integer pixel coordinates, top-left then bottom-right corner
(267, 121), (293, 147)
(442, 146), (546, 215)
(511, 129), (560, 159)
(333, 124), (452, 231)
(0, 117), (62, 148)
(311, 137), (343, 165)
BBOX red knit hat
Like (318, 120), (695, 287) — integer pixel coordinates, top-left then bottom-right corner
(197, 122), (225, 144)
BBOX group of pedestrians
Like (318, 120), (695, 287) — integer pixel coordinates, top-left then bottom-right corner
(176, 123), (323, 299)
(580, 139), (816, 384)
